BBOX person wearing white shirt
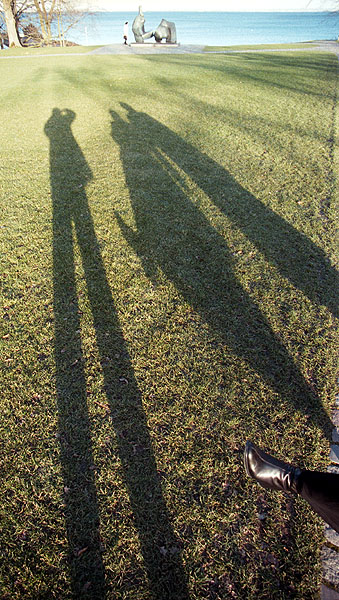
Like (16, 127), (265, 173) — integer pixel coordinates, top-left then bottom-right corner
(123, 22), (128, 45)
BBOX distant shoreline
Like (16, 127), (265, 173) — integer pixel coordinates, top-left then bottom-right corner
(87, 9), (335, 12)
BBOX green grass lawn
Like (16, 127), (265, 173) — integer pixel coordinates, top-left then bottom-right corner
(0, 44), (101, 56)
(0, 50), (338, 599)
(203, 42), (322, 51)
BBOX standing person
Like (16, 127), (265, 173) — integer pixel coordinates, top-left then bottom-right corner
(123, 21), (128, 45)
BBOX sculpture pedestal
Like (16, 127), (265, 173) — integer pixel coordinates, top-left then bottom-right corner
(130, 43), (180, 48)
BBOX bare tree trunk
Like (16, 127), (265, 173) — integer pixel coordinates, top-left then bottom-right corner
(32, 0), (57, 45)
(3, 0), (21, 46)
(33, 0), (49, 43)
(57, 11), (64, 46)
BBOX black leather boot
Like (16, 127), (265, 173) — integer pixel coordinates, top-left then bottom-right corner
(244, 441), (302, 493)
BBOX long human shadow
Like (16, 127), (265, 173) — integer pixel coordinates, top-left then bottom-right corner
(111, 104), (334, 435)
(45, 108), (189, 599)
(119, 103), (338, 320)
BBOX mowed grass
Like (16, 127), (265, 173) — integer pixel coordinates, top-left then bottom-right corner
(0, 50), (338, 599)
(204, 42), (321, 51)
(0, 44), (100, 56)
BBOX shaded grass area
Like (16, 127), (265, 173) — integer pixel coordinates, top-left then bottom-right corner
(0, 50), (338, 599)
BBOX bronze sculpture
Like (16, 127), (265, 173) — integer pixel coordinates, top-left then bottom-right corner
(154, 19), (177, 44)
(132, 6), (177, 44)
(132, 6), (153, 43)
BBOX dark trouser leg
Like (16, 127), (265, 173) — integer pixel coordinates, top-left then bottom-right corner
(298, 470), (339, 533)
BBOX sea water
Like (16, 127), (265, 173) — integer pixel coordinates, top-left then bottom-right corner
(71, 11), (338, 47)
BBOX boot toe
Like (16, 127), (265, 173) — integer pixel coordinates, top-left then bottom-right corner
(244, 440), (255, 478)
(244, 440), (301, 493)
(244, 441), (270, 487)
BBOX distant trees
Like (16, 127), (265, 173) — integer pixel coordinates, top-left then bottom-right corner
(32, 0), (57, 45)
(52, 0), (87, 47)
(0, 0), (89, 47)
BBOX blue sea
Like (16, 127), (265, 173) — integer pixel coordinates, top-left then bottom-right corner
(71, 11), (338, 47)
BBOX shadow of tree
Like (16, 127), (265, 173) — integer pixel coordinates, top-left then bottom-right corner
(45, 108), (189, 599)
(111, 103), (334, 436)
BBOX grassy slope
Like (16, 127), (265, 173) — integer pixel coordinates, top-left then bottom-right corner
(0, 51), (338, 599)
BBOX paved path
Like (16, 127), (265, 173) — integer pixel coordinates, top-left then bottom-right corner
(89, 43), (205, 55)
(322, 392), (339, 599)
(0, 40), (338, 59)
(88, 40), (339, 56)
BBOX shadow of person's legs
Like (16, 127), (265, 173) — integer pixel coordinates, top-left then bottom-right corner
(46, 108), (189, 599)
(47, 109), (105, 597)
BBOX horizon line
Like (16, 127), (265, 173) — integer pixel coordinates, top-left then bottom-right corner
(89, 8), (336, 12)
